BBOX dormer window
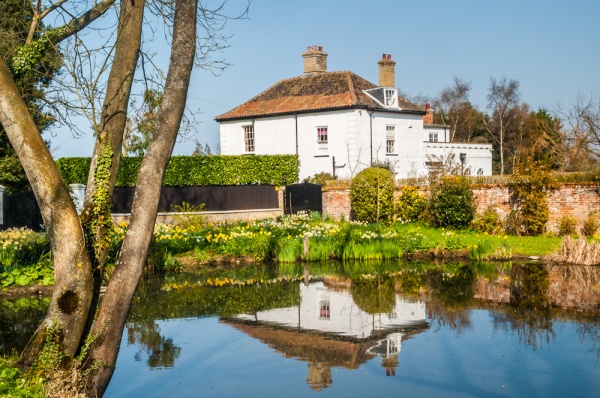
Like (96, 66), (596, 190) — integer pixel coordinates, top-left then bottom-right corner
(364, 87), (400, 109)
(384, 88), (397, 107)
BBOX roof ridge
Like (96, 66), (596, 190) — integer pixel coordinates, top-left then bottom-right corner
(345, 71), (358, 104)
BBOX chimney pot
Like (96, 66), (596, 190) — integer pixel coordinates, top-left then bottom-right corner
(426, 102), (430, 109)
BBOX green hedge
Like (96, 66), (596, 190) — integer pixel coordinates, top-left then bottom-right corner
(56, 155), (299, 186)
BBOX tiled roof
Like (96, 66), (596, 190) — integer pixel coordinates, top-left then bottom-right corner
(215, 71), (425, 121)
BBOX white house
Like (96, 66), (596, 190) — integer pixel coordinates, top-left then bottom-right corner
(216, 46), (493, 181)
(231, 281), (427, 339)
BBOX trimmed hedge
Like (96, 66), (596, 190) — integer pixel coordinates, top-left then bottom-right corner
(56, 155), (300, 186)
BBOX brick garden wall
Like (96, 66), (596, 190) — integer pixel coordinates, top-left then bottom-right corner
(323, 183), (600, 233)
(473, 265), (600, 311)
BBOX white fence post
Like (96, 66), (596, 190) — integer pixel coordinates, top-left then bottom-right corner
(69, 184), (86, 214)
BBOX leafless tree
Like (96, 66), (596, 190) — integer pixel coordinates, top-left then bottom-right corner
(435, 76), (473, 142)
(557, 94), (600, 166)
(483, 77), (520, 175)
(344, 138), (368, 179)
(424, 152), (472, 184)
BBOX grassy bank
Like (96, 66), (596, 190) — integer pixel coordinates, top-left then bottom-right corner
(0, 213), (564, 290)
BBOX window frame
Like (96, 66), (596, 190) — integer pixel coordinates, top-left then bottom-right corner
(429, 131), (438, 142)
(384, 88), (397, 107)
(243, 125), (255, 153)
(386, 125), (396, 154)
(316, 126), (329, 156)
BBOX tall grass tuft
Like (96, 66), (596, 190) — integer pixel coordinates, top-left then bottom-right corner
(341, 238), (403, 261)
(547, 236), (600, 265)
(468, 239), (512, 261)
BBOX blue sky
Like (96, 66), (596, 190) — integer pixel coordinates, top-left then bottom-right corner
(51, 0), (600, 158)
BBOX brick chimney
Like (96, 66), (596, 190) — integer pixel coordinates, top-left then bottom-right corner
(423, 102), (434, 124)
(302, 45), (328, 74)
(378, 53), (395, 87)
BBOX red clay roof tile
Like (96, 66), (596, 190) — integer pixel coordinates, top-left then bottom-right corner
(216, 71), (424, 121)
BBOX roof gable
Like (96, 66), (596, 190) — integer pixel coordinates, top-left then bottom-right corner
(216, 71), (424, 121)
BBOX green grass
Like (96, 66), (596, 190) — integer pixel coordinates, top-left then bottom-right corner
(0, 216), (564, 290)
(391, 223), (561, 257)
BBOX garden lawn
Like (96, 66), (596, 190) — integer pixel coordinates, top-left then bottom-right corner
(391, 224), (562, 257)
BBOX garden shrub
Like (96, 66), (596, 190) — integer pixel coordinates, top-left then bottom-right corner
(471, 206), (503, 234)
(508, 155), (553, 236)
(304, 172), (336, 186)
(0, 228), (50, 269)
(350, 167), (395, 223)
(557, 215), (578, 236)
(171, 202), (206, 228)
(395, 186), (427, 223)
(503, 210), (523, 236)
(370, 159), (396, 174)
(428, 176), (475, 229)
(581, 212), (600, 237)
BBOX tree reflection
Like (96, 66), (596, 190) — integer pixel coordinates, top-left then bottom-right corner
(576, 321), (600, 357)
(351, 274), (396, 314)
(426, 264), (475, 332)
(126, 320), (181, 368)
(508, 263), (555, 350)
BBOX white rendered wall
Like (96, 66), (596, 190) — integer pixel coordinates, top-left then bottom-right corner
(219, 110), (429, 181)
(422, 125), (450, 143)
(219, 116), (297, 156)
(371, 112), (425, 179)
(424, 142), (494, 176)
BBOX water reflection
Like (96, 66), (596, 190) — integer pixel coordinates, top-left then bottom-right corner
(426, 264), (476, 332)
(3, 261), (600, 395)
(221, 276), (428, 389)
(509, 263), (555, 350)
(0, 297), (49, 355)
(126, 320), (181, 368)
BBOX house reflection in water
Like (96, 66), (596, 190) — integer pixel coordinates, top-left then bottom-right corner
(222, 281), (429, 390)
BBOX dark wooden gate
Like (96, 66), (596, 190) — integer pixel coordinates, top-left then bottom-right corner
(2, 191), (44, 231)
(284, 183), (322, 215)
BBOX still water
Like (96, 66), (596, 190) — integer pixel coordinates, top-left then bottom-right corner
(2, 261), (600, 397)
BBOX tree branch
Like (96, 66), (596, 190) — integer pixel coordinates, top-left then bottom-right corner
(51, 0), (116, 44)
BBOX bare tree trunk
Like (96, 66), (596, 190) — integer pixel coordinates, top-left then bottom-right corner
(80, 0), (146, 329)
(499, 120), (505, 175)
(81, 0), (144, 200)
(85, 0), (197, 394)
(82, 0), (145, 230)
(0, 60), (93, 363)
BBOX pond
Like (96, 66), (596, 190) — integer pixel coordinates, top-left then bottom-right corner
(2, 260), (600, 397)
